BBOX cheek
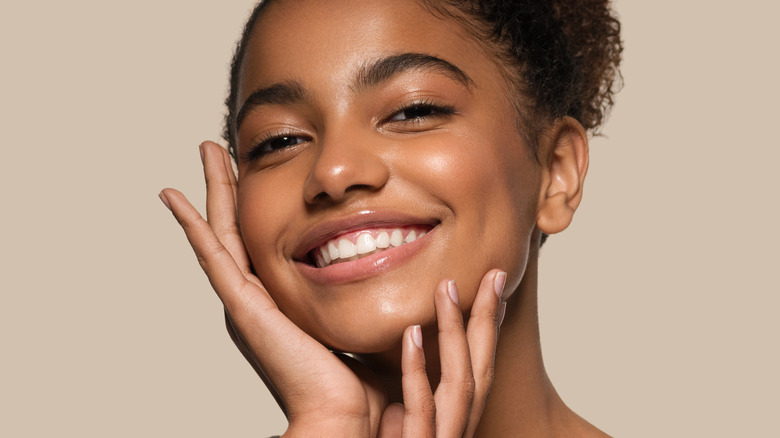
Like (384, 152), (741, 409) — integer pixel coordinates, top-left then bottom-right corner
(237, 170), (300, 278)
(398, 130), (540, 297)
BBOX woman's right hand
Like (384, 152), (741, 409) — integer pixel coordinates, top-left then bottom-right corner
(160, 142), (388, 436)
(159, 141), (505, 437)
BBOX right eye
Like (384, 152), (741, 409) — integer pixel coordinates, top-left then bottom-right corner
(243, 133), (309, 161)
(262, 135), (306, 151)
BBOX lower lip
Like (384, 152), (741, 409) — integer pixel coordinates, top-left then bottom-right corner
(295, 227), (436, 284)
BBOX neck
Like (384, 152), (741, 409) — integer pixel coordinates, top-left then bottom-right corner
(359, 242), (609, 437)
(475, 246), (609, 437)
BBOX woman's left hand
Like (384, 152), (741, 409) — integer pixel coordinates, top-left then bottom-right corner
(377, 270), (507, 437)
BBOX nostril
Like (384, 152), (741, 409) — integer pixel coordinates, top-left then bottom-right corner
(311, 191), (332, 203)
(345, 183), (377, 193)
(302, 145), (390, 203)
(309, 183), (379, 205)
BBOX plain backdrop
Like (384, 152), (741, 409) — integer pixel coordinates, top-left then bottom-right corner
(2, 1), (778, 436)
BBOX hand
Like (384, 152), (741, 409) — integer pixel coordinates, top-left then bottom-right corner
(377, 273), (507, 438)
(160, 141), (506, 437)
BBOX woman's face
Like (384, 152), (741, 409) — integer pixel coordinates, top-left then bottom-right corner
(235, 0), (542, 353)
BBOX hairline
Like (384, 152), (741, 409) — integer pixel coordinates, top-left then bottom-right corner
(225, 0), (544, 162)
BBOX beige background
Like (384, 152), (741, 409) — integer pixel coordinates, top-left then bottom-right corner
(2, 1), (778, 436)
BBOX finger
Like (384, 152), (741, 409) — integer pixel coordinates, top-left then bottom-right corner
(162, 188), (328, 390)
(218, 140), (239, 204)
(201, 141), (254, 278)
(161, 188), (371, 428)
(378, 403), (404, 438)
(160, 187), (274, 314)
(401, 325), (435, 438)
(432, 280), (474, 437)
(463, 269), (506, 437)
(334, 354), (389, 437)
(223, 310), (289, 417)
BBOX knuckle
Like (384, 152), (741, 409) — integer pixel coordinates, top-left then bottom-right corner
(469, 307), (499, 329)
(178, 211), (206, 234)
(201, 240), (227, 262)
(212, 217), (241, 236)
(440, 372), (475, 395)
(475, 305), (500, 322)
(195, 252), (208, 269)
(477, 367), (495, 385)
(437, 323), (465, 338)
(463, 376), (476, 397)
(408, 396), (436, 419)
(193, 237), (229, 273)
(474, 369), (495, 396)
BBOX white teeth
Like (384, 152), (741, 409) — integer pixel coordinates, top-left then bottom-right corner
(390, 229), (404, 247)
(376, 231), (390, 248)
(313, 227), (430, 268)
(337, 238), (357, 258)
(356, 233), (376, 254)
(328, 241), (339, 261)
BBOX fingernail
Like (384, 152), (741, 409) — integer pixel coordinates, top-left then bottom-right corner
(494, 271), (507, 298)
(412, 325), (423, 349)
(497, 301), (507, 328)
(199, 143), (205, 163)
(447, 280), (459, 305)
(158, 191), (172, 211)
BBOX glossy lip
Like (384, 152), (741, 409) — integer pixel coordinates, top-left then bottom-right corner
(292, 210), (439, 284)
(296, 225), (436, 284)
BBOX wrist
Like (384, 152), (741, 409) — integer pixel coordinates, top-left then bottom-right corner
(283, 415), (369, 438)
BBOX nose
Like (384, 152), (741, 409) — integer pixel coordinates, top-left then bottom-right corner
(302, 129), (390, 204)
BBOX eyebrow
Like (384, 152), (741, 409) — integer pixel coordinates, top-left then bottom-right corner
(235, 53), (473, 131)
(236, 81), (310, 131)
(354, 52), (475, 91)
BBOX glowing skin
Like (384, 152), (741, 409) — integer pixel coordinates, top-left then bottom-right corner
(161, 0), (605, 434)
(234, 0), (540, 354)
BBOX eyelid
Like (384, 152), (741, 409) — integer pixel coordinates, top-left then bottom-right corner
(240, 130), (311, 162)
(381, 99), (457, 125)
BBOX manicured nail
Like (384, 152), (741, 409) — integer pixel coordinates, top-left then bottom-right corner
(447, 280), (459, 305)
(158, 191), (172, 211)
(494, 271), (507, 298)
(412, 325), (423, 349)
(199, 143), (205, 163)
(497, 301), (507, 328)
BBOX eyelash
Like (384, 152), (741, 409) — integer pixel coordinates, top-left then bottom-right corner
(384, 100), (456, 124)
(242, 130), (310, 162)
(241, 101), (456, 161)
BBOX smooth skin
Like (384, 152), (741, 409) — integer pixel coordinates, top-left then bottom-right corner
(160, 143), (504, 436)
(161, 0), (609, 436)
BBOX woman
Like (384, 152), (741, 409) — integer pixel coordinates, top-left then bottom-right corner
(160, 0), (622, 435)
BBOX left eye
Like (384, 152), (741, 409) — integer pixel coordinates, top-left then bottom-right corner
(387, 102), (457, 123)
(390, 105), (438, 121)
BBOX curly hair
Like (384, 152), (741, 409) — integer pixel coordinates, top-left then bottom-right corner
(223, 0), (622, 159)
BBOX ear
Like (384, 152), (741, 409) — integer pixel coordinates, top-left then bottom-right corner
(536, 117), (590, 235)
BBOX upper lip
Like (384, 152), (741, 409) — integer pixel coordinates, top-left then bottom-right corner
(292, 209), (440, 263)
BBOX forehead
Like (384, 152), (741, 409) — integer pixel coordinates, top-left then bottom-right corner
(237, 0), (503, 103)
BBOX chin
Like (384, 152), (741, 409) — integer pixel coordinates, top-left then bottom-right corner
(287, 297), (436, 354)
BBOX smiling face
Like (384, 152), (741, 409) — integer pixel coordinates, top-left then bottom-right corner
(234, 0), (544, 353)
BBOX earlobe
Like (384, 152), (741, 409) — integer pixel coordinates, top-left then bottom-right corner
(536, 117), (589, 235)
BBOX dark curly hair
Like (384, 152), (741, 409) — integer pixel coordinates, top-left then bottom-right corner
(223, 0), (622, 159)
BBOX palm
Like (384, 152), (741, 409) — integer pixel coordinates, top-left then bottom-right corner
(224, 277), (388, 432)
(161, 141), (504, 437)
(162, 142), (386, 434)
